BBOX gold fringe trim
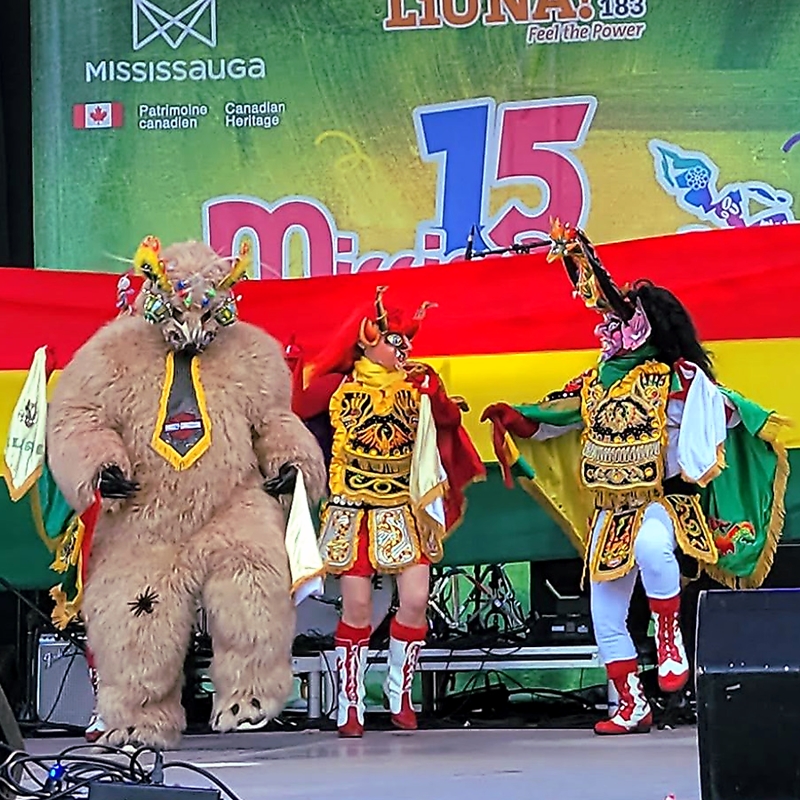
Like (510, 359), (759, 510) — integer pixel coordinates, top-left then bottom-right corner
(761, 414), (793, 441)
(657, 495), (718, 565)
(681, 442), (727, 488)
(48, 564), (85, 631)
(290, 567), (327, 595)
(705, 412), (790, 590)
(591, 486), (663, 512)
(588, 508), (641, 582)
(412, 481), (448, 562)
(50, 516), (85, 573)
(414, 479), (449, 515)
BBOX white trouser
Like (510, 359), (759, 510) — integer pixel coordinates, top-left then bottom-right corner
(590, 502), (681, 664)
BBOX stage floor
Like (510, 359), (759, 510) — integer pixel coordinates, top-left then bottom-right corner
(25, 727), (700, 800)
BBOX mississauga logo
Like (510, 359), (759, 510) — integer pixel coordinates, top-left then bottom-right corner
(85, 0), (266, 84)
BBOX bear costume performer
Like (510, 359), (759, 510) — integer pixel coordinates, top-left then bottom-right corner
(45, 236), (327, 749)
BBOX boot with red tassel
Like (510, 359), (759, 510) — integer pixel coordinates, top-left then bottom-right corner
(384, 619), (426, 730)
(594, 658), (653, 735)
(335, 622), (371, 738)
(649, 594), (690, 693)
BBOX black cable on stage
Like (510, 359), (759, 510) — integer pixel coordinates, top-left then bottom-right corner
(0, 742), (246, 800)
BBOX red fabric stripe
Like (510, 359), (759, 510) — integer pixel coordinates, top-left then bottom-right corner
(111, 102), (124, 127)
(0, 224), (797, 370)
(80, 490), (103, 586)
(71, 104), (85, 129)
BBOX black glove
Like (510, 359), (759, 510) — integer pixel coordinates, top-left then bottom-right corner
(263, 462), (298, 499)
(97, 465), (140, 499)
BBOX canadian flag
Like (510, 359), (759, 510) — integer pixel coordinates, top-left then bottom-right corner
(72, 102), (124, 130)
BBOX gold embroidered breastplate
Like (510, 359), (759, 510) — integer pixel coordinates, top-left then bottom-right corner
(580, 361), (671, 510)
(328, 379), (420, 506)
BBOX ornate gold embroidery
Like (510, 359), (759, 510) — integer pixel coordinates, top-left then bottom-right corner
(51, 517), (85, 574)
(588, 493), (719, 582)
(707, 516), (756, 558)
(589, 508), (642, 581)
(329, 381), (420, 506)
(368, 507), (420, 572)
(318, 505), (363, 573)
(580, 362), (671, 510)
(660, 495), (718, 565)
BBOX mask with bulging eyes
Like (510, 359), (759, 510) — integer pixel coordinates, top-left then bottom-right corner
(133, 235), (250, 354)
(156, 287), (240, 354)
(384, 332), (409, 362)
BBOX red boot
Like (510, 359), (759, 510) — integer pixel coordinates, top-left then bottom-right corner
(650, 594), (690, 693)
(335, 622), (371, 738)
(594, 658), (653, 735)
(384, 619), (426, 730)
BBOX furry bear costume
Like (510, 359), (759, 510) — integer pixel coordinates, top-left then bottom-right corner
(45, 237), (327, 748)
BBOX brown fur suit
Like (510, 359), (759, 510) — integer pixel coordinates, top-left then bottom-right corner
(46, 241), (327, 748)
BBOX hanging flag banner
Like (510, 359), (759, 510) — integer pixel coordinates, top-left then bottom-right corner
(30, 0), (800, 277)
(2, 347), (49, 502)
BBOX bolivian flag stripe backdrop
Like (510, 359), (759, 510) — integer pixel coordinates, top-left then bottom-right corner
(1, 225), (798, 587)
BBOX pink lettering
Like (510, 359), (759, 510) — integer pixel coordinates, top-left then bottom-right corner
(204, 196), (337, 279)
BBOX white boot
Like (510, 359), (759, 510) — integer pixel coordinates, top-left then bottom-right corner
(650, 594), (690, 693)
(384, 621), (426, 730)
(335, 623), (370, 738)
(594, 659), (652, 735)
(84, 710), (107, 743)
(85, 665), (106, 743)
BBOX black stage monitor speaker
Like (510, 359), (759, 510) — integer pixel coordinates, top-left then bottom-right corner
(696, 588), (800, 800)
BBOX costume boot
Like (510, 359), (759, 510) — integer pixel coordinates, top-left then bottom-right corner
(650, 594), (690, 693)
(84, 662), (106, 743)
(384, 619), (426, 730)
(335, 622), (370, 738)
(594, 658), (652, 735)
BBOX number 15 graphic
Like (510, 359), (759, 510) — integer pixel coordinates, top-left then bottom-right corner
(413, 95), (597, 255)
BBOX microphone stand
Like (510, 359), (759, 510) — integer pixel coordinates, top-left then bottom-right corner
(464, 225), (551, 260)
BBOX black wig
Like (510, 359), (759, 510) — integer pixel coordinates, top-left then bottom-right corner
(625, 280), (715, 381)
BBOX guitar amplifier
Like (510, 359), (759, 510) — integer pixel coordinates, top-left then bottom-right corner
(36, 634), (94, 728)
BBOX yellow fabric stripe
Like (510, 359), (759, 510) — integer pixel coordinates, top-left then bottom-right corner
(424, 338), (800, 460)
(0, 337), (796, 468)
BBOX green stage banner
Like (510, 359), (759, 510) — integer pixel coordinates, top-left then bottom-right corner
(31, 0), (800, 277)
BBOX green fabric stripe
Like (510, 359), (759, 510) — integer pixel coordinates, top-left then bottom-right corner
(35, 463), (75, 540)
(2, 455), (799, 584)
(512, 345), (661, 428)
(701, 389), (781, 580)
(513, 403), (582, 428)
(597, 344), (659, 388)
(511, 454), (536, 481)
(719, 386), (772, 436)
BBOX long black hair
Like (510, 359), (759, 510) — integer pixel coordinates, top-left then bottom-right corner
(625, 280), (715, 381)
